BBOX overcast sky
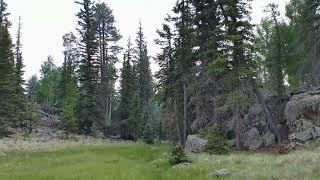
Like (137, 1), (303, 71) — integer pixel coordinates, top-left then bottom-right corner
(7, 0), (289, 80)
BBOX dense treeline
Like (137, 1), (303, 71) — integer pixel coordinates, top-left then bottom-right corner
(1, 0), (320, 148)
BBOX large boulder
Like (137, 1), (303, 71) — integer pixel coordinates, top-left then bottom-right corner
(262, 131), (275, 147)
(243, 128), (263, 150)
(185, 135), (207, 153)
(285, 87), (320, 142)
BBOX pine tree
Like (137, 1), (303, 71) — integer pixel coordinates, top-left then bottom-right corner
(94, 2), (121, 132)
(204, 125), (229, 155)
(0, 0), (18, 134)
(14, 16), (27, 126)
(135, 22), (153, 120)
(214, 0), (255, 150)
(26, 75), (39, 102)
(118, 38), (140, 139)
(142, 123), (154, 144)
(59, 32), (79, 109)
(265, 3), (286, 100)
(0, 0), (8, 25)
(171, 0), (195, 147)
(76, 0), (100, 134)
(25, 102), (39, 134)
(60, 105), (78, 138)
(191, 0), (226, 132)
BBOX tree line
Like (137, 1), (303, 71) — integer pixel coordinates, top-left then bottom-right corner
(1, 0), (320, 148)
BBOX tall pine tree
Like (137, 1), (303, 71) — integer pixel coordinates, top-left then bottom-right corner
(0, 0), (18, 134)
(76, 0), (100, 134)
(14, 16), (27, 126)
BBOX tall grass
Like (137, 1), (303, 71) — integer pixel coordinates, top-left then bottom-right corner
(0, 144), (319, 180)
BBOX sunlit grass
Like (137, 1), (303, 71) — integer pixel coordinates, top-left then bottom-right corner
(0, 144), (319, 180)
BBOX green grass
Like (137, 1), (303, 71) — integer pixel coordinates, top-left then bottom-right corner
(0, 144), (320, 180)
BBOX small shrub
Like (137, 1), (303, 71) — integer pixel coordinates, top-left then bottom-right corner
(91, 122), (97, 138)
(197, 128), (208, 138)
(60, 105), (78, 138)
(142, 123), (154, 144)
(169, 144), (190, 165)
(205, 126), (230, 155)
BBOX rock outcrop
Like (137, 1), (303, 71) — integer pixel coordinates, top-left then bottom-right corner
(185, 135), (207, 153)
(243, 128), (263, 150)
(285, 87), (320, 142)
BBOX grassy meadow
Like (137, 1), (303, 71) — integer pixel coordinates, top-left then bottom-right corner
(0, 144), (319, 180)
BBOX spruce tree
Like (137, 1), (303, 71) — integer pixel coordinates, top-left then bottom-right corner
(25, 102), (38, 134)
(60, 105), (78, 138)
(142, 123), (154, 144)
(26, 75), (39, 102)
(94, 2), (121, 131)
(76, 0), (100, 134)
(59, 32), (79, 109)
(171, 0), (195, 147)
(14, 16), (27, 126)
(135, 22), (153, 123)
(118, 38), (137, 139)
(0, 1), (18, 134)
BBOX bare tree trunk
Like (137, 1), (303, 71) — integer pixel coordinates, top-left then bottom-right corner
(234, 105), (242, 150)
(181, 83), (187, 147)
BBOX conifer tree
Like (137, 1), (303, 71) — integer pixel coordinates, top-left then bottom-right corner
(0, 0), (18, 134)
(76, 0), (100, 134)
(26, 75), (39, 102)
(118, 38), (137, 139)
(14, 16), (27, 126)
(59, 32), (79, 109)
(142, 123), (154, 144)
(135, 22), (153, 119)
(171, 0), (195, 147)
(94, 2), (121, 130)
(25, 102), (38, 134)
(60, 105), (78, 138)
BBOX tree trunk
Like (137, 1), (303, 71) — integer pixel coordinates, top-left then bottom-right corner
(181, 83), (187, 147)
(234, 105), (242, 150)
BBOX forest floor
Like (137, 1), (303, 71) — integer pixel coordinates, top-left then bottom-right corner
(0, 143), (320, 180)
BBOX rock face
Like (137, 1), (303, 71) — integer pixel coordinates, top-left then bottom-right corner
(243, 128), (263, 150)
(285, 88), (320, 142)
(262, 131), (275, 147)
(185, 135), (207, 153)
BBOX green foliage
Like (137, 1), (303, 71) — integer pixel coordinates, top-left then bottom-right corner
(76, 0), (101, 134)
(169, 144), (189, 165)
(38, 56), (61, 110)
(91, 122), (97, 138)
(25, 102), (39, 134)
(60, 105), (78, 138)
(142, 123), (154, 144)
(1, 144), (320, 179)
(197, 128), (208, 139)
(208, 57), (228, 76)
(205, 126), (230, 155)
(0, 19), (18, 133)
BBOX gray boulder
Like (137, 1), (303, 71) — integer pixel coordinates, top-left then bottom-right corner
(172, 162), (192, 169)
(185, 135), (207, 153)
(262, 131), (275, 147)
(208, 169), (230, 177)
(244, 128), (263, 150)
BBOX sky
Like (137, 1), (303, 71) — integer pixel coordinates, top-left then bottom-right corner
(7, 0), (289, 80)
